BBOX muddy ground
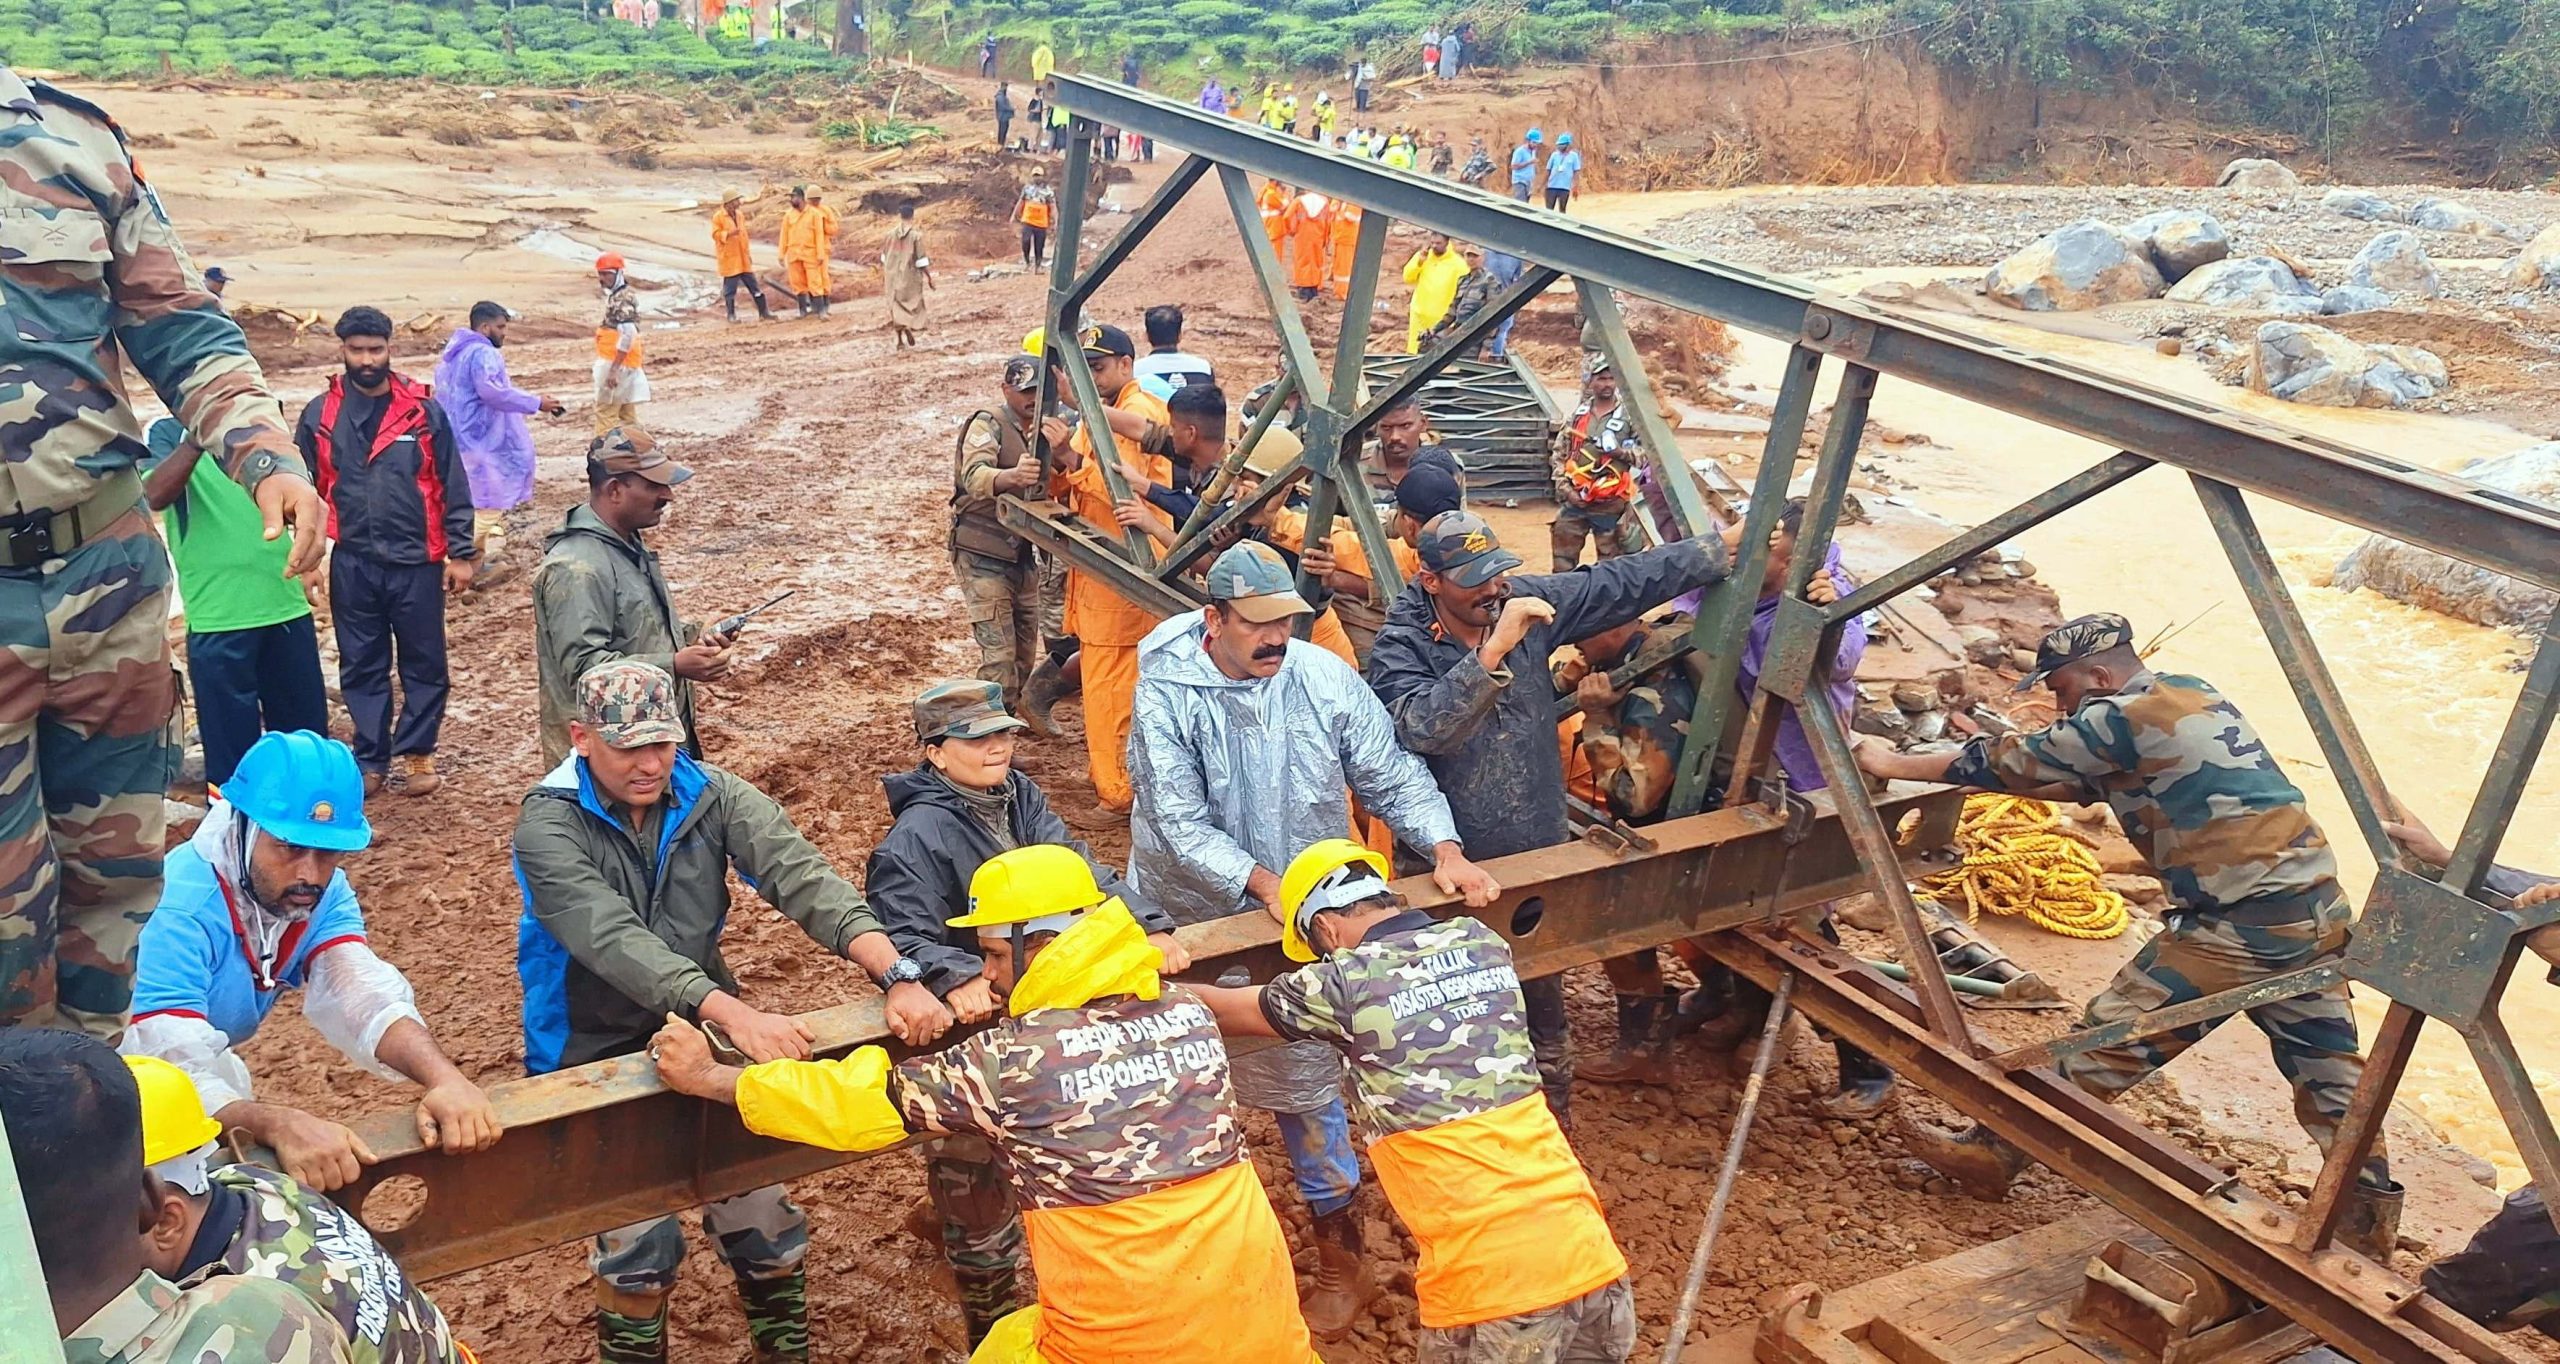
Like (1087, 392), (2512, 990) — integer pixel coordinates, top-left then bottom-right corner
(78, 66), (2543, 1364)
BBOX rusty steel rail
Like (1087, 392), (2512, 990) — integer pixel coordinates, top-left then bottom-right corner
(322, 790), (1961, 1282)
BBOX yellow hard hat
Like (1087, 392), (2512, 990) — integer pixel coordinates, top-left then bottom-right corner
(952, 844), (1110, 933)
(1277, 839), (1393, 962)
(126, 1055), (222, 1168)
(1022, 325), (1046, 356)
(722, 187), (744, 203)
(1241, 424), (1304, 477)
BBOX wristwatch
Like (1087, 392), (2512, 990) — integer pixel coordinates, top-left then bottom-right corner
(883, 957), (926, 987)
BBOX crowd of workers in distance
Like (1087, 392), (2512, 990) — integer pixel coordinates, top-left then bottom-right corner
(8, 57), (2560, 1364)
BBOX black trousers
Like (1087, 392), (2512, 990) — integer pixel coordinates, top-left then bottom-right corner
(329, 551), (448, 769)
(1546, 187), (1573, 212)
(1355, 87), (1370, 111)
(185, 615), (329, 787)
(995, 113), (1011, 147)
(721, 271), (771, 319)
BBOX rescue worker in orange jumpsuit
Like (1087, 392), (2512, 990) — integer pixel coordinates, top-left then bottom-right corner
(1257, 179), (1290, 256)
(810, 187), (841, 306)
(1036, 324), (1173, 815)
(1329, 201), (1365, 301)
(1284, 189), (1332, 302)
(779, 185), (828, 318)
(710, 188), (772, 322)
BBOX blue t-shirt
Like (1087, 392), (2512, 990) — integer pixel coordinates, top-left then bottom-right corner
(132, 842), (369, 1044)
(1546, 149), (1583, 190)
(1509, 145), (1536, 187)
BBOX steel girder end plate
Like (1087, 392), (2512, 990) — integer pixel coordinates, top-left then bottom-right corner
(2342, 866), (2522, 1034)
(1758, 596), (1835, 706)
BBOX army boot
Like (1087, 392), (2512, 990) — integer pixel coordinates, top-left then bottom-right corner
(1901, 1117), (2030, 1200)
(1020, 657), (1070, 736)
(1817, 1039), (1898, 1120)
(594, 1283), (667, 1364)
(1684, 971), (1772, 1055)
(1581, 990), (1676, 1086)
(1302, 1206), (1380, 1340)
(736, 1269), (809, 1364)
(2337, 1179), (2407, 1261)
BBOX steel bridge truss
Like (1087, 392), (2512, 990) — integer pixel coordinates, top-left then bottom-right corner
(995, 75), (2560, 1364)
(15, 72), (2540, 1364)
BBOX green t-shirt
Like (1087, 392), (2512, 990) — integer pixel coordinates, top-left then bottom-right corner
(161, 447), (311, 634)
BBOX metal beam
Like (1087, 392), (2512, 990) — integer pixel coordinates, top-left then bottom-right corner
(1710, 929), (2515, 1364)
(313, 790), (1965, 1283)
(1058, 153), (1212, 316)
(1351, 266), (1563, 433)
(1829, 452), (2156, 623)
(1990, 964), (2347, 1071)
(2295, 1000), (2423, 1251)
(997, 498), (1196, 619)
(1043, 75), (2560, 594)
(1578, 279), (1713, 541)
(2441, 614), (2560, 896)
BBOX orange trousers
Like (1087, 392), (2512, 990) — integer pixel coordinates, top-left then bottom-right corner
(1081, 642), (1139, 811)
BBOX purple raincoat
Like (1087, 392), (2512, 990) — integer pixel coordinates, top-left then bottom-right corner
(1735, 543), (1865, 790)
(431, 327), (542, 511)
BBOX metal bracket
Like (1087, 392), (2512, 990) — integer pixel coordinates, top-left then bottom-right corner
(2341, 865), (2525, 1034)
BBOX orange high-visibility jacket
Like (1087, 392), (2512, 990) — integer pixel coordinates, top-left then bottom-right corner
(1256, 180), (1289, 253)
(711, 206), (753, 277)
(779, 204), (827, 264)
(1055, 382), (1176, 648)
(1330, 203), (1364, 299)
(1285, 192), (1332, 291)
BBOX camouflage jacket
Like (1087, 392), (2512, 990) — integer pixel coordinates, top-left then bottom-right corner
(599, 281), (641, 334)
(64, 1269), (353, 1364)
(1945, 670), (2340, 912)
(890, 984), (1243, 1211)
(1568, 615), (1701, 824)
(0, 69), (306, 514)
(189, 1165), (462, 1364)
(1423, 267), (1501, 349)
(1259, 913), (1539, 1137)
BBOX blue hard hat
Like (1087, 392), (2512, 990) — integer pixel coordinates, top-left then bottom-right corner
(226, 731), (373, 853)
(1526, 127), (1544, 143)
(1558, 132), (1574, 146)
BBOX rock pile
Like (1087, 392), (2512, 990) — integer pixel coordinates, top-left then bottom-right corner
(2246, 321), (2448, 407)
(2333, 443), (2559, 630)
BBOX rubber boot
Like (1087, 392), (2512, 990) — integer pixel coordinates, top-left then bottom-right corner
(595, 1284), (667, 1364)
(1020, 657), (1070, 736)
(1301, 1206), (1380, 1341)
(2337, 1179), (2406, 1261)
(1817, 1038), (1897, 1119)
(1900, 1118), (2029, 1200)
(736, 1269), (809, 1364)
(1687, 972), (1772, 1055)
(1581, 990), (1676, 1086)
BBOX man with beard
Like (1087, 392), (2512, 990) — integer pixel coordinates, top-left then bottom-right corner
(121, 730), (501, 1195)
(1128, 540), (1497, 1339)
(535, 428), (735, 768)
(433, 301), (564, 567)
(294, 306), (476, 798)
(1365, 511), (1732, 1127)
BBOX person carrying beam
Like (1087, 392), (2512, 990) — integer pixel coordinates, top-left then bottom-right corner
(1855, 613), (2401, 1255)
(1193, 840), (1636, 1363)
(648, 844), (1324, 1364)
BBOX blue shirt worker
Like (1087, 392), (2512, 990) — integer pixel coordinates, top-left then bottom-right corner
(1856, 613), (2401, 1257)
(1544, 133), (1583, 211)
(0, 66), (330, 1044)
(1508, 127), (1542, 201)
(122, 730), (500, 1196)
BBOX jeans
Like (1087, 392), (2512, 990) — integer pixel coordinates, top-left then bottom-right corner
(1273, 1097), (1360, 1217)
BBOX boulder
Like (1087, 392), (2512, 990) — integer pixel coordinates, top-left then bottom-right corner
(2216, 157), (2300, 194)
(2333, 443), (2559, 631)
(2346, 230), (2444, 298)
(2163, 256), (2322, 313)
(2406, 196), (2515, 238)
(2320, 285), (2393, 315)
(2123, 209), (2231, 282)
(2510, 223), (2560, 291)
(2247, 321), (2448, 408)
(1984, 219), (2165, 311)
(2321, 188), (2401, 222)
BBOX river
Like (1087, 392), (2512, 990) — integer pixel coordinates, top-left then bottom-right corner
(1581, 192), (2560, 1189)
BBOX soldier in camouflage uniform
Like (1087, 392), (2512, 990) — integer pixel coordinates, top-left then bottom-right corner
(950, 356), (1051, 719)
(1, 1028), (354, 1363)
(0, 67), (328, 1041)
(130, 1052), (467, 1364)
(592, 254), (646, 435)
(1548, 359), (1642, 573)
(1857, 613), (2402, 1251)
(1196, 841), (1636, 1364)
(649, 844), (1322, 1364)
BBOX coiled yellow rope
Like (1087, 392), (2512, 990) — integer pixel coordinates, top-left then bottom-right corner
(1918, 794), (2130, 939)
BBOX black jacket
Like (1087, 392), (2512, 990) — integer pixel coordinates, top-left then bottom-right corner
(866, 767), (1172, 998)
(1365, 538), (1728, 859)
(293, 372), (475, 565)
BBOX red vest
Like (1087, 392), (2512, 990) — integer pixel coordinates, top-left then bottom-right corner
(312, 372), (450, 561)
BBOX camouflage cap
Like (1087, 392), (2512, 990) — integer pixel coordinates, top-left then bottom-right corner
(577, 660), (688, 748)
(1002, 354), (1042, 392)
(1417, 509), (1522, 589)
(1207, 541), (1313, 623)
(915, 678), (1029, 743)
(2017, 612), (2136, 691)
(588, 426), (693, 486)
